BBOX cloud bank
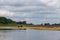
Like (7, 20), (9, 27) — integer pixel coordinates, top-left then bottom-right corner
(0, 0), (60, 24)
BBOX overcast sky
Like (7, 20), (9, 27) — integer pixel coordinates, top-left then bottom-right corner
(0, 0), (60, 24)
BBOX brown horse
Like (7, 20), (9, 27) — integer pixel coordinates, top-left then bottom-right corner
(18, 25), (23, 28)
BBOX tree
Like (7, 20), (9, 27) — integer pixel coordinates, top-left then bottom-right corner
(0, 17), (15, 24)
(22, 21), (26, 24)
(44, 23), (50, 26)
(16, 21), (27, 24)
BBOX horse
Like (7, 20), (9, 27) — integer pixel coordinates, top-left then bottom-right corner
(18, 25), (23, 28)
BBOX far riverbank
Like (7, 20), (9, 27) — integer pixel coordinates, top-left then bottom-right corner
(0, 26), (60, 30)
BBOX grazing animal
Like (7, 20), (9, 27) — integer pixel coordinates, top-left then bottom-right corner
(18, 25), (23, 28)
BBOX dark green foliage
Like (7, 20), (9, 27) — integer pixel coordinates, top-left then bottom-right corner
(0, 17), (33, 25)
(16, 21), (27, 24)
(44, 23), (50, 26)
(0, 17), (15, 24)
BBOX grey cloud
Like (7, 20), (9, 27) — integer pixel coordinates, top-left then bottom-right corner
(0, 0), (60, 24)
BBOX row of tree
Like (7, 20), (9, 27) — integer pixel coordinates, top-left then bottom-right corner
(0, 17), (33, 25)
(0, 17), (60, 26)
(0, 17), (15, 24)
(39, 23), (60, 26)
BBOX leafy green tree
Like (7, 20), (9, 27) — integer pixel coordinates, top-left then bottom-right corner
(0, 17), (16, 24)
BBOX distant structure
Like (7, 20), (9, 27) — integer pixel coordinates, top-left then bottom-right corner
(39, 23), (60, 26)
(52, 23), (60, 26)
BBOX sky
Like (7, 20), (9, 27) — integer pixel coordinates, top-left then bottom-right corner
(0, 0), (60, 24)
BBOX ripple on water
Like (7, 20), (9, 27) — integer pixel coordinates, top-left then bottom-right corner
(0, 29), (60, 40)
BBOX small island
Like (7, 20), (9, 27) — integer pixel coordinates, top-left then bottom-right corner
(0, 17), (60, 30)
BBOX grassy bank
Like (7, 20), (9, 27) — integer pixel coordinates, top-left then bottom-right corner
(0, 24), (60, 30)
(0, 24), (19, 27)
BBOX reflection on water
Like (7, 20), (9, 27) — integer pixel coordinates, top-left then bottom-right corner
(0, 29), (60, 40)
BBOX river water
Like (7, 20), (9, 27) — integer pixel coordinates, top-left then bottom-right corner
(0, 29), (60, 40)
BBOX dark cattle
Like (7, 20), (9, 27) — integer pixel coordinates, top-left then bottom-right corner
(21, 25), (23, 27)
(18, 25), (23, 28)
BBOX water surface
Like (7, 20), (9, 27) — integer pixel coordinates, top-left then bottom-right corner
(0, 29), (60, 40)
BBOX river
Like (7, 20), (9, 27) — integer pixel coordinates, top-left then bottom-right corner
(0, 29), (60, 40)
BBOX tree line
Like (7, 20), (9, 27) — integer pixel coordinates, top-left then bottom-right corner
(0, 17), (15, 24)
(39, 23), (60, 26)
(0, 17), (33, 25)
(0, 17), (60, 26)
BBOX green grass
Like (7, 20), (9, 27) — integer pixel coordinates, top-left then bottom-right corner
(0, 24), (34, 27)
(0, 24), (60, 30)
(0, 24), (18, 27)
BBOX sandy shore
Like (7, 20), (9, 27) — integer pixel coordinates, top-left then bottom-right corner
(0, 26), (60, 30)
(0, 26), (26, 30)
(22, 27), (60, 30)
